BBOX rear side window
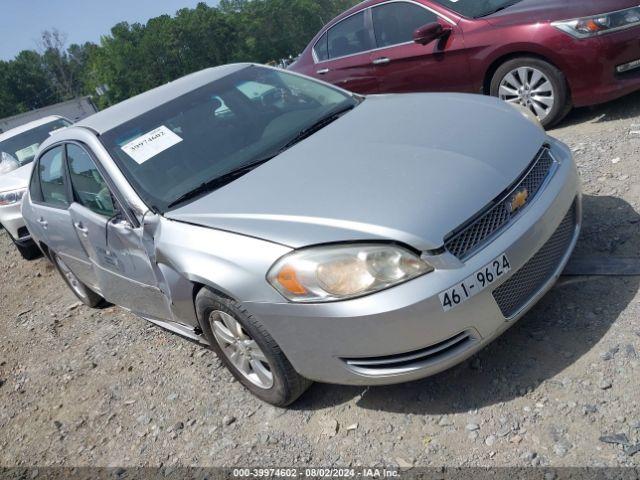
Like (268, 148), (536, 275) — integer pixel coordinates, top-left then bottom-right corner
(372, 2), (438, 48)
(327, 11), (373, 59)
(314, 32), (329, 61)
(38, 146), (68, 207)
(67, 144), (116, 217)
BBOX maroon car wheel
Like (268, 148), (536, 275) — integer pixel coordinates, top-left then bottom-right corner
(491, 57), (570, 128)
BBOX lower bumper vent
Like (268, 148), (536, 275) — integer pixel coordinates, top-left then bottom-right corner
(342, 330), (477, 376)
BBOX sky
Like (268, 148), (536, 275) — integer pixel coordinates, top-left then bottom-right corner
(0, 0), (218, 61)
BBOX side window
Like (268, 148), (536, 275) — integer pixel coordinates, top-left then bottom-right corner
(327, 11), (373, 59)
(372, 2), (438, 48)
(38, 146), (69, 207)
(314, 32), (329, 62)
(67, 144), (117, 217)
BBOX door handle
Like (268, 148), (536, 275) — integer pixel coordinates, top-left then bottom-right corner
(37, 217), (48, 229)
(74, 221), (89, 235)
(316, 68), (330, 75)
(372, 57), (391, 65)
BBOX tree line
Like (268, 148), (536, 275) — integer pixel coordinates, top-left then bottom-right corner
(0, 0), (359, 118)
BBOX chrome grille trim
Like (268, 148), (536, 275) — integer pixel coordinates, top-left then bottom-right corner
(445, 147), (556, 260)
(342, 330), (477, 376)
(492, 201), (577, 319)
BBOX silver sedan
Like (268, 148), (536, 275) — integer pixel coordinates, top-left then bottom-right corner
(22, 64), (581, 405)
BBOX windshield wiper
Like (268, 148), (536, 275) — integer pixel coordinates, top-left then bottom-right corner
(166, 157), (274, 209)
(166, 104), (356, 210)
(280, 104), (355, 151)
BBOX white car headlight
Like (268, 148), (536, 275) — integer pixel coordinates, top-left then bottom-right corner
(552, 7), (640, 39)
(267, 243), (433, 302)
(0, 188), (26, 206)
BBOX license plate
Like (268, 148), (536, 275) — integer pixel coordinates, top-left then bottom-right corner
(439, 253), (512, 312)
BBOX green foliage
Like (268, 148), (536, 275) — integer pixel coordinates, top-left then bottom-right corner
(1, 0), (359, 116)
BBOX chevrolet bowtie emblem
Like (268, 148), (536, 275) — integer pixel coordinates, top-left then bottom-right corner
(509, 188), (529, 213)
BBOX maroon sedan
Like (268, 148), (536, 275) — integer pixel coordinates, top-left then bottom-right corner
(290, 0), (640, 127)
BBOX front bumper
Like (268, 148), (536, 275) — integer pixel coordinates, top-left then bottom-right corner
(244, 138), (581, 385)
(0, 200), (29, 243)
(566, 26), (640, 107)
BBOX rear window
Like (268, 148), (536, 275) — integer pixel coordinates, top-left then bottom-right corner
(314, 32), (329, 62)
(0, 119), (70, 168)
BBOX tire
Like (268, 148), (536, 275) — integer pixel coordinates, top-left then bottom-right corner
(490, 57), (571, 128)
(2, 225), (42, 260)
(196, 288), (312, 406)
(52, 252), (104, 308)
(15, 241), (42, 260)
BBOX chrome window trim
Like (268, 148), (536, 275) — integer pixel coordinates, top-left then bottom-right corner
(312, 0), (456, 64)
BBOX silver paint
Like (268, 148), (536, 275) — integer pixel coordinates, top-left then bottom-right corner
(22, 64), (581, 386)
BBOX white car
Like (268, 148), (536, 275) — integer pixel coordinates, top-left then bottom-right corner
(0, 115), (71, 258)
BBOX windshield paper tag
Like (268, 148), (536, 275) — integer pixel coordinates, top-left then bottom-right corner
(121, 126), (183, 164)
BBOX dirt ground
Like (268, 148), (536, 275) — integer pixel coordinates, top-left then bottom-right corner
(1, 93), (639, 469)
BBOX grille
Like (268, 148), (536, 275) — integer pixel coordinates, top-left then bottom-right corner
(445, 147), (555, 260)
(342, 330), (477, 376)
(492, 201), (577, 318)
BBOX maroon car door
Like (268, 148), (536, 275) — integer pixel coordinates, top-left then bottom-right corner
(369, 1), (472, 94)
(312, 10), (379, 94)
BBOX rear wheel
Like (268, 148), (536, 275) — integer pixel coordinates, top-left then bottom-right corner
(52, 252), (104, 307)
(490, 57), (570, 128)
(196, 288), (311, 406)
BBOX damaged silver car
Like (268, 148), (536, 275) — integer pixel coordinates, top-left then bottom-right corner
(22, 64), (581, 405)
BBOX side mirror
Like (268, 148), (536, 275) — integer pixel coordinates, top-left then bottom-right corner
(413, 22), (452, 46)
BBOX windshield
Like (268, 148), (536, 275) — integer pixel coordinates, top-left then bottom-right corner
(431, 0), (523, 18)
(0, 118), (70, 169)
(101, 65), (358, 212)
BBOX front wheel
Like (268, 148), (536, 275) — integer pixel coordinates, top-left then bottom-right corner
(52, 252), (104, 308)
(196, 288), (311, 406)
(490, 57), (571, 128)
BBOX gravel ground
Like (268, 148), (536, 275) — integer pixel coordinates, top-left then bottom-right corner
(1, 93), (639, 469)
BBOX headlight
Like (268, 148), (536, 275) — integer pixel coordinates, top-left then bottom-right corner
(267, 243), (433, 302)
(552, 7), (640, 39)
(0, 188), (26, 206)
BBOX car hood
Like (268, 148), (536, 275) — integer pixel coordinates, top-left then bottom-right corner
(166, 93), (546, 251)
(485, 0), (639, 24)
(0, 163), (32, 193)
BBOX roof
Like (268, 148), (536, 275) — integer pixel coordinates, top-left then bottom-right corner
(0, 115), (66, 142)
(77, 63), (251, 135)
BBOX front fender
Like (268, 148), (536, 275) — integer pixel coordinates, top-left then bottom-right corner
(154, 217), (292, 326)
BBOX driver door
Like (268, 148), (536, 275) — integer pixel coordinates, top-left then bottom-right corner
(370, 1), (472, 94)
(64, 142), (173, 321)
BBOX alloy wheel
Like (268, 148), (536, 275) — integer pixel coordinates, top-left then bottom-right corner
(55, 255), (88, 301)
(209, 310), (274, 389)
(498, 67), (555, 121)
